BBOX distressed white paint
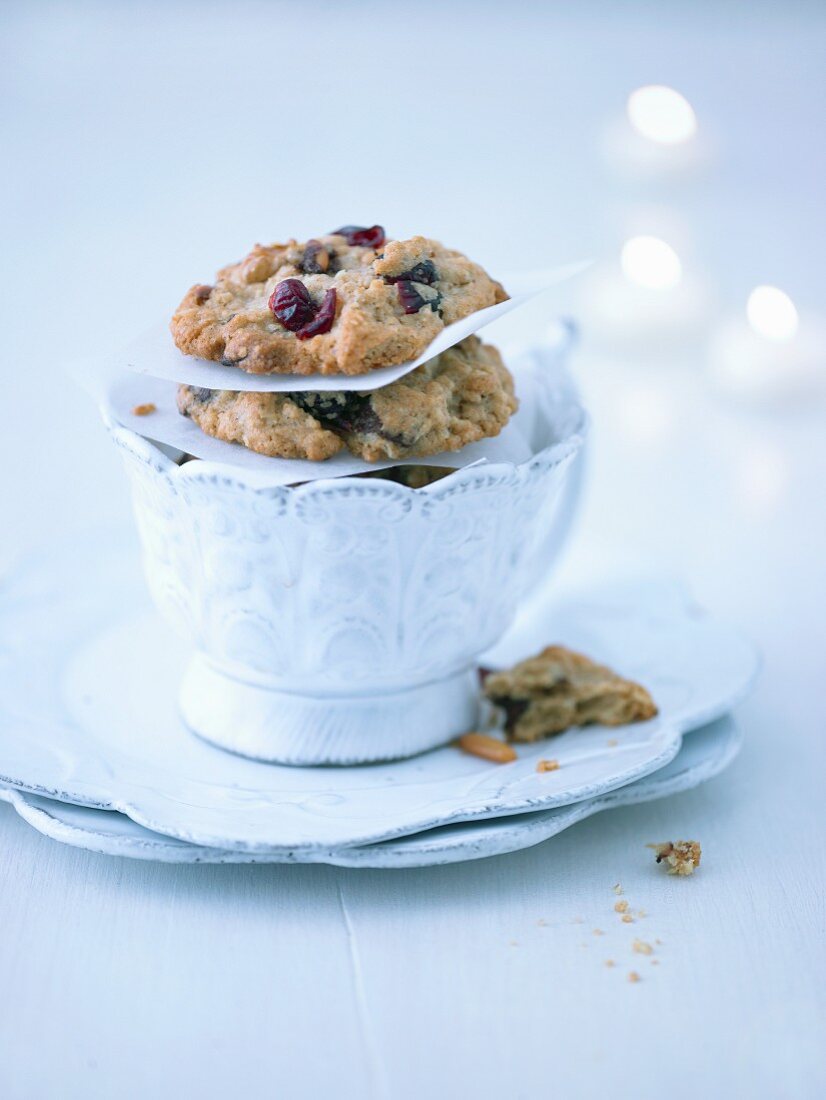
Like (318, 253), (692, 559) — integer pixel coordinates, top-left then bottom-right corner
(0, 716), (742, 865)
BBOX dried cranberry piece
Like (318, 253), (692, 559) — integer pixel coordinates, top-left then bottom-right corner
(490, 696), (530, 737)
(296, 288), (337, 340)
(397, 281), (425, 314)
(291, 392), (404, 443)
(292, 391), (378, 434)
(269, 278), (316, 331)
(396, 280), (442, 315)
(344, 404), (387, 437)
(329, 224), (385, 248)
(301, 240), (331, 274)
(384, 260), (437, 286)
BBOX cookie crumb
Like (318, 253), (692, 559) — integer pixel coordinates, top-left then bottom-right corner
(132, 402), (157, 416)
(537, 918), (548, 927)
(647, 840), (702, 876)
(651, 960), (660, 966)
(605, 960), (615, 968)
(636, 909), (647, 918)
(633, 939), (654, 956)
(457, 732), (517, 764)
(607, 739), (619, 747)
(509, 940), (519, 947)
(536, 758), (560, 773)
(593, 929), (605, 936)
(622, 914), (634, 924)
(613, 883), (623, 894)
(628, 971), (641, 983)
(614, 900), (629, 913)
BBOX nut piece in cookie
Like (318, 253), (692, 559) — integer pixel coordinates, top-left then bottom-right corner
(457, 732), (517, 764)
(170, 231), (508, 377)
(177, 336), (517, 464)
(647, 840), (702, 876)
(482, 645), (658, 743)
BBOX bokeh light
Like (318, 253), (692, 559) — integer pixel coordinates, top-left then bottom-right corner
(627, 85), (698, 144)
(620, 236), (683, 290)
(746, 286), (799, 342)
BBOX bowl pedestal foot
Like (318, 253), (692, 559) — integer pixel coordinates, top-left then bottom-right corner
(179, 656), (481, 766)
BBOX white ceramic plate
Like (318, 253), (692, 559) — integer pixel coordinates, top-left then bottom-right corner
(0, 716), (740, 867)
(0, 535), (758, 852)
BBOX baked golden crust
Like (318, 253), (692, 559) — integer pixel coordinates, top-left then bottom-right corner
(170, 234), (508, 377)
(176, 388), (344, 461)
(483, 645), (658, 743)
(177, 336), (517, 462)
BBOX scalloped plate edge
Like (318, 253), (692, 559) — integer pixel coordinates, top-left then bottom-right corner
(0, 716), (740, 868)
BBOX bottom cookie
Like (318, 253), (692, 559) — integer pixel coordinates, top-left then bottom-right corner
(176, 336), (517, 462)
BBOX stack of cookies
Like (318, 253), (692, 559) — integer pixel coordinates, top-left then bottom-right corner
(170, 226), (519, 467)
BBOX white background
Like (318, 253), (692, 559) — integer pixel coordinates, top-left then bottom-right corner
(1, 3), (825, 1098)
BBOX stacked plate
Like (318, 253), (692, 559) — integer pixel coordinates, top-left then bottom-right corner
(0, 532), (758, 867)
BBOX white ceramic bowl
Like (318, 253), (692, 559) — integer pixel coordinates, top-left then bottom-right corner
(106, 353), (587, 764)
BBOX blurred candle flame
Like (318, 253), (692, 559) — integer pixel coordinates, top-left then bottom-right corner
(621, 236), (683, 291)
(627, 85), (698, 145)
(746, 286), (799, 342)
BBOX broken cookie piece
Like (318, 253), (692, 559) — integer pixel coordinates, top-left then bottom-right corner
(482, 645), (658, 743)
(648, 840), (702, 876)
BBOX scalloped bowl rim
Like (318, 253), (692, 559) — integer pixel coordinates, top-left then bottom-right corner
(101, 399), (589, 499)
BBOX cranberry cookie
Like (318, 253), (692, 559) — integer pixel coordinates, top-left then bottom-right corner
(171, 227), (507, 376)
(177, 336), (517, 462)
(482, 646), (658, 743)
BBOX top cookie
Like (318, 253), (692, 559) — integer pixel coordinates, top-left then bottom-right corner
(170, 227), (508, 376)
